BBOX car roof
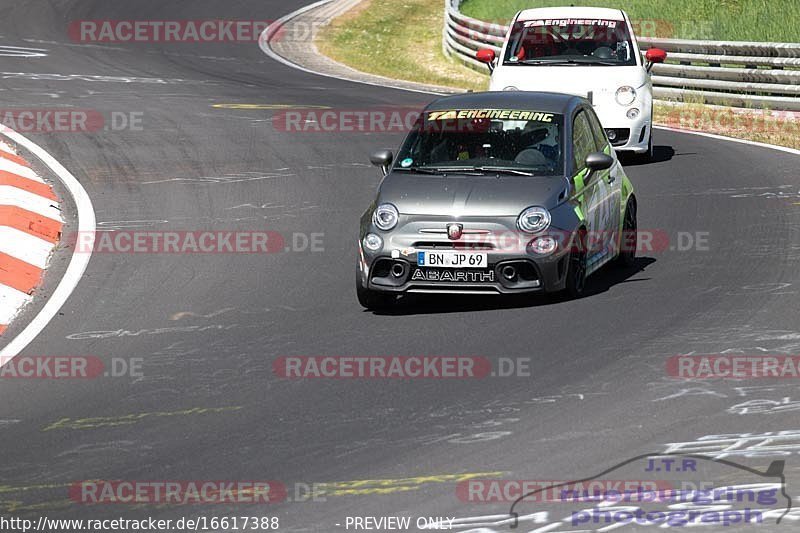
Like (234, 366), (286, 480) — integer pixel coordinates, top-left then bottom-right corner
(424, 91), (586, 115)
(517, 6), (626, 22)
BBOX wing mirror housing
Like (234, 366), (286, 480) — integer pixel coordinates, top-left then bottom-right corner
(476, 48), (496, 73)
(370, 149), (393, 176)
(585, 151), (614, 171)
(645, 48), (667, 72)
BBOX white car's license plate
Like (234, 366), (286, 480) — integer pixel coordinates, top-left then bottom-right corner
(417, 251), (487, 268)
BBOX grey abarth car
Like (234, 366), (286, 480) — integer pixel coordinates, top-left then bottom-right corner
(357, 91), (637, 310)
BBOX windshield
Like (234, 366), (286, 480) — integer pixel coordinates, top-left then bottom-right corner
(394, 109), (564, 175)
(504, 18), (637, 66)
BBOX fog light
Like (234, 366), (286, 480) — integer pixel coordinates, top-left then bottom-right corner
(605, 128), (617, 142)
(528, 236), (557, 255)
(627, 108), (640, 119)
(363, 233), (382, 251)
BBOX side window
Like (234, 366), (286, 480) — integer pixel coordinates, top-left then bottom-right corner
(572, 111), (595, 171)
(586, 108), (610, 152)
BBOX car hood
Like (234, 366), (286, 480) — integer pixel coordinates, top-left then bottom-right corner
(378, 173), (566, 217)
(489, 65), (648, 99)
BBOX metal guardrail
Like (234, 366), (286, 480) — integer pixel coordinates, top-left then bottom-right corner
(443, 0), (800, 110)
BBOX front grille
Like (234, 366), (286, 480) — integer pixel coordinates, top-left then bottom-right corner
(413, 241), (495, 250)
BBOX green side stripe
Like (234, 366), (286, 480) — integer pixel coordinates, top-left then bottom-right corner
(572, 168), (588, 221)
(573, 168), (588, 195)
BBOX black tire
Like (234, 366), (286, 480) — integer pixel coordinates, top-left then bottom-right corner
(617, 199), (637, 267)
(356, 270), (395, 310)
(564, 229), (587, 299)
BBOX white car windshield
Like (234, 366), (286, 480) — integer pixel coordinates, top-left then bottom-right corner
(504, 18), (637, 66)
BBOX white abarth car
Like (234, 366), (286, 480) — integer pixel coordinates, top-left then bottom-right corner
(477, 7), (666, 161)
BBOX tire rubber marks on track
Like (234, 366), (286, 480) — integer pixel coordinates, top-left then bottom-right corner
(65, 323), (247, 340)
(141, 172), (295, 185)
(0, 142), (62, 334)
(169, 307), (236, 321)
(42, 405), (243, 431)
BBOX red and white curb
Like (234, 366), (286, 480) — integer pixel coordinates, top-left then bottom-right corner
(0, 139), (63, 336)
(0, 126), (94, 360)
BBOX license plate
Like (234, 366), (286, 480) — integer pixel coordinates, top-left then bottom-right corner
(417, 251), (487, 268)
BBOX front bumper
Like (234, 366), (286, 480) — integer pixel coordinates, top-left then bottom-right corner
(594, 101), (652, 153)
(358, 219), (574, 295)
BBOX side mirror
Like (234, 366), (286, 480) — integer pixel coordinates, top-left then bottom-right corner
(585, 151), (614, 171)
(645, 48), (667, 72)
(476, 48), (496, 73)
(370, 149), (393, 176)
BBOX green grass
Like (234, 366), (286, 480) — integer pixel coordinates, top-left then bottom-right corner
(317, 0), (488, 92)
(460, 0), (800, 42)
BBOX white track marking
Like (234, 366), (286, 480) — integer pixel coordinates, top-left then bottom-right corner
(0, 45), (48, 58)
(0, 125), (95, 358)
(0, 285), (31, 324)
(0, 157), (41, 181)
(0, 72), (200, 84)
(0, 185), (61, 220)
(0, 140), (16, 155)
(0, 226), (55, 268)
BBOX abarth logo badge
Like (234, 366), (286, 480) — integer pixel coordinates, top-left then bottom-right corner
(447, 223), (463, 240)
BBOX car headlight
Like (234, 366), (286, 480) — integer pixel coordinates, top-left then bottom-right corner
(615, 86), (636, 106)
(528, 235), (558, 255)
(372, 203), (398, 231)
(363, 233), (383, 251)
(503, 86), (519, 91)
(517, 206), (551, 234)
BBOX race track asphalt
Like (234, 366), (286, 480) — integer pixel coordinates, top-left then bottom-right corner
(0, 1), (799, 531)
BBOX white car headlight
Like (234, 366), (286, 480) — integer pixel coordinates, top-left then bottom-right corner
(616, 86), (637, 106)
(373, 203), (399, 231)
(503, 86), (519, 91)
(528, 235), (558, 255)
(517, 206), (551, 234)
(363, 233), (383, 251)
